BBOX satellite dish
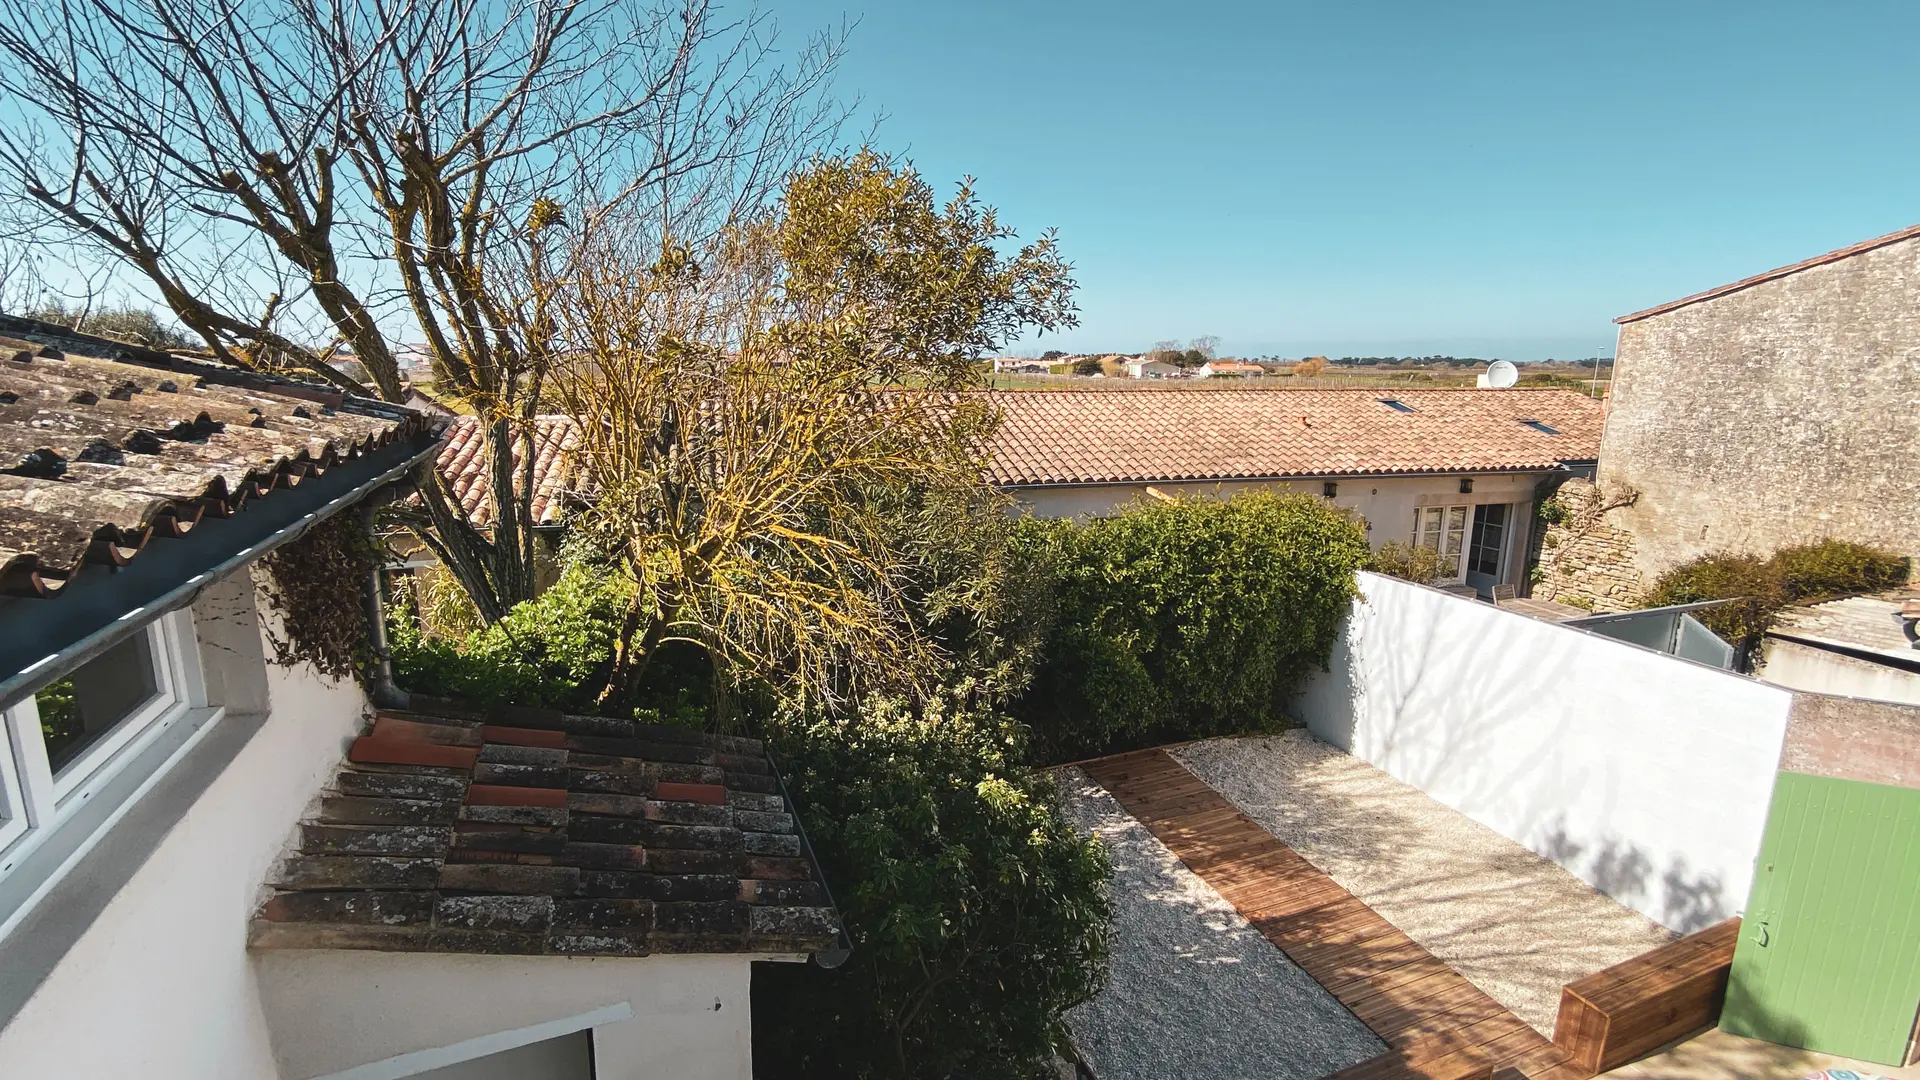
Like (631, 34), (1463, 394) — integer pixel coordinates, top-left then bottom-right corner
(1484, 360), (1519, 389)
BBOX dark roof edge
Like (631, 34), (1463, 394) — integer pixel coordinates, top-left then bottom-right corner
(0, 431), (443, 706)
(1615, 223), (1920, 325)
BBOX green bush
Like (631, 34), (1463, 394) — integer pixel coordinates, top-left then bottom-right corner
(1641, 540), (1909, 664)
(1770, 539), (1908, 602)
(389, 560), (628, 714)
(1367, 540), (1447, 585)
(753, 698), (1112, 1080)
(1011, 492), (1368, 762)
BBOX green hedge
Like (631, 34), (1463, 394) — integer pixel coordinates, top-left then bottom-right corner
(753, 698), (1112, 1079)
(1643, 539), (1909, 663)
(1010, 492), (1369, 762)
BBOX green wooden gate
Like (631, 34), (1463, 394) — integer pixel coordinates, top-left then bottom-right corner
(1722, 771), (1920, 1066)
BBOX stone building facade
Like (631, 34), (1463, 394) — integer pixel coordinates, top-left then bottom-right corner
(1599, 224), (1920, 579)
(1528, 477), (1644, 612)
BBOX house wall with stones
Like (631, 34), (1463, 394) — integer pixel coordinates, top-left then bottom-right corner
(1528, 478), (1645, 612)
(1601, 232), (1920, 579)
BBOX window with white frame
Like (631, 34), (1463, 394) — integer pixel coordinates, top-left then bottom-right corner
(1412, 505), (1470, 581)
(0, 609), (202, 874)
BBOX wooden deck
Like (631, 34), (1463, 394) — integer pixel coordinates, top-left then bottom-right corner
(1080, 748), (1589, 1080)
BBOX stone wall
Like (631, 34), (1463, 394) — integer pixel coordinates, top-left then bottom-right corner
(1529, 477), (1643, 612)
(1601, 232), (1920, 579)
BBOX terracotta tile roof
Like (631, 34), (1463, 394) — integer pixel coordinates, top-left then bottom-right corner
(249, 696), (841, 957)
(1616, 222), (1920, 324)
(436, 415), (583, 526)
(984, 388), (1603, 487)
(0, 317), (437, 598)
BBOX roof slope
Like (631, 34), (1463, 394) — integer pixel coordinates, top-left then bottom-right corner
(0, 318), (435, 598)
(985, 388), (1602, 487)
(436, 414), (583, 526)
(1616, 222), (1920, 324)
(1770, 590), (1920, 661)
(250, 697), (841, 958)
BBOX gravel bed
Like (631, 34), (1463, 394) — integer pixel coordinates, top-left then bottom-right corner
(1057, 766), (1383, 1080)
(1175, 732), (1676, 1035)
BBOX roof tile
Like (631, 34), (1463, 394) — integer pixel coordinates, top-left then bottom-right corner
(983, 388), (1603, 487)
(252, 702), (840, 958)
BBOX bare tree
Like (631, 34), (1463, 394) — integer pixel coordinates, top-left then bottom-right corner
(0, 0), (841, 621)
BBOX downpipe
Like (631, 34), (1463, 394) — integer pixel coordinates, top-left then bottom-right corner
(359, 494), (411, 711)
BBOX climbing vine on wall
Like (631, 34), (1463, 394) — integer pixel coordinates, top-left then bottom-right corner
(256, 514), (381, 680)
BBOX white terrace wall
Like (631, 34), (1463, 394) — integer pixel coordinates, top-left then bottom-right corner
(1292, 571), (1794, 933)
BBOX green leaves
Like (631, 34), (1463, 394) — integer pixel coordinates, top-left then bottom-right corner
(1012, 492), (1369, 761)
(755, 698), (1112, 1079)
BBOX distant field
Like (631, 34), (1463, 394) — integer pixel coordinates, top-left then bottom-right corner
(986, 368), (1612, 397)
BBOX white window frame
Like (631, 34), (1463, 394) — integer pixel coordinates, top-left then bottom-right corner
(0, 609), (204, 876)
(1412, 504), (1471, 582)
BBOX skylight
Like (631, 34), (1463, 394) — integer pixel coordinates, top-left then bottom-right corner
(1378, 399), (1416, 413)
(1520, 419), (1561, 435)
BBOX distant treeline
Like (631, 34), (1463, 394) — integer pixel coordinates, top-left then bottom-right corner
(1331, 355), (1613, 368)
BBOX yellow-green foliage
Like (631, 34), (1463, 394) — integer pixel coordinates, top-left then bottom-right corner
(1011, 492), (1369, 761)
(1367, 540), (1448, 585)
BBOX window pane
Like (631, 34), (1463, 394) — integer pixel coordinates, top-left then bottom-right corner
(40, 631), (159, 775)
(1444, 506), (1468, 558)
(1417, 508), (1442, 550)
(1469, 503), (1509, 576)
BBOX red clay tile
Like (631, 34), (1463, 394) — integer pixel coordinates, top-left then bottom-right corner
(372, 715), (483, 746)
(466, 783), (568, 808)
(482, 724), (568, 749)
(653, 781), (728, 806)
(349, 736), (479, 770)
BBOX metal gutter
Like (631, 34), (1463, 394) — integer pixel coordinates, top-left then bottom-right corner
(0, 434), (445, 708)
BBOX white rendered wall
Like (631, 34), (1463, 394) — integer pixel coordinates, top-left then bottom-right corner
(1292, 571), (1794, 932)
(253, 950), (765, 1080)
(1014, 473), (1539, 549)
(0, 570), (367, 1079)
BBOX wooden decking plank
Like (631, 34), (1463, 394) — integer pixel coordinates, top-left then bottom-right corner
(1087, 747), (1564, 1080)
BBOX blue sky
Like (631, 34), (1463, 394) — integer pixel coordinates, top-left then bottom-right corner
(776, 0), (1920, 359)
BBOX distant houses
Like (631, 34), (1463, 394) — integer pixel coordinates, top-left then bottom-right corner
(986, 387), (1603, 596)
(1195, 359), (1264, 378)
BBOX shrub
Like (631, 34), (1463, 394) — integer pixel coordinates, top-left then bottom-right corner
(1641, 551), (1782, 658)
(1011, 492), (1368, 761)
(1367, 540), (1447, 585)
(1770, 539), (1908, 602)
(1641, 540), (1909, 664)
(389, 559), (629, 714)
(753, 698), (1112, 1080)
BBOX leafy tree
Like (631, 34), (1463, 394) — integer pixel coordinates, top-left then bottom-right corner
(548, 151), (1077, 712)
(1293, 356), (1329, 377)
(754, 697), (1112, 1080)
(0, 0), (840, 623)
(1040, 349), (1067, 361)
(1071, 356), (1103, 376)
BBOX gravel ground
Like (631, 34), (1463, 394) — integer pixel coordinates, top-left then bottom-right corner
(1175, 732), (1677, 1035)
(1057, 766), (1384, 1080)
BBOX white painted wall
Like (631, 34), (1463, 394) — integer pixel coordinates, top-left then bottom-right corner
(1292, 571), (1794, 932)
(1757, 639), (1920, 707)
(253, 950), (766, 1080)
(0, 570), (367, 1079)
